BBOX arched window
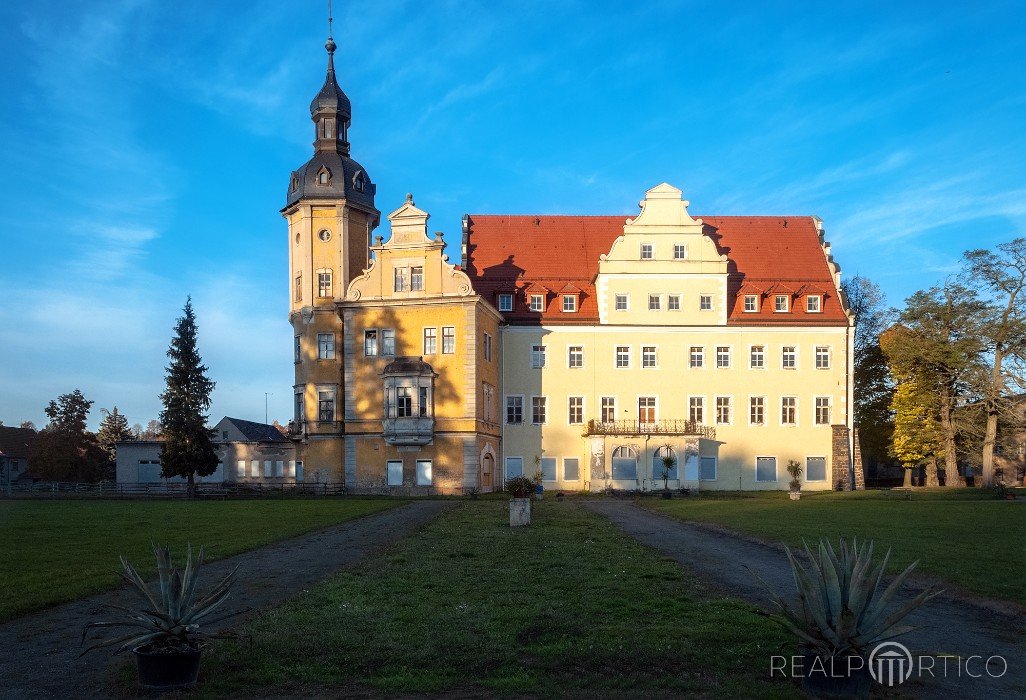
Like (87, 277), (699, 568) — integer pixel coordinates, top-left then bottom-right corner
(317, 166), (331, 185)
(611, 446), (638, 480)
(354, 171), (366, 193)
(654, 446), (678, 481)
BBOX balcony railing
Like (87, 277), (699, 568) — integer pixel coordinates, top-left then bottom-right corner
(287, 420), (344, 437)
(382, 415), (435, 446)
(584, 419), (715, 439)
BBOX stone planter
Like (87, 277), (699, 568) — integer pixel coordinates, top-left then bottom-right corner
(135, 645), (202, 691)
(510, 497), (531, 526)
(789, 491), (801, 501)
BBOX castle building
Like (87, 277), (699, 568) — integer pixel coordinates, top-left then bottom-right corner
(285, 36), (859, 493)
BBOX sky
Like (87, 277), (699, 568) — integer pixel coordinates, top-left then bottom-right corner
(0, 0), (1024, 430)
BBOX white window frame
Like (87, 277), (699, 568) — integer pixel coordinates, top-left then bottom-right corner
(688, 395), (705, 424)
(615, 345), (631, 369)
(715, 345), (731, 369)
(806, 295), (822, 313)
(530, 344), (547, 369)
(749, 345), (765, 369)
(614, 293), (629, 311)
(423, 327), (437, 355)
(775, 294), (789, 312)
(815, 396), (831, 425)
(386, 460), (403, 486)
(441, 326), (456, 354)
(690, 345), (705, 369)
(815, 346), (831, 369)
(317, 268), (332, 298)
(673, 243), (687, 260)
(640, 242), (654, 260)
(781, 396), (798, 426)
(505, 395), (524, 424)
(531, 396), (547, 425)
(562, 294), (578, 313)
(641, 345), (658, 368)
(749, 395), (766, 426)
(568, 345), (584, 369)
(667, 294), (681, 311)
(530, 294), (544, 312)
(744, 294), (758, 312)
(781, 345), (797, 370)
(483, 332), (493, 362)
(699, 294), (713, 311)
(498, 293), (513, 312)
(416, 459), (432, 486)
(601, 396), (617, 423)
(568, 396), (584, 425)
(317, 332), (336, 360)
(637, 395), (658, 424)
(364, 329), (378, 357)
(410, 266), (424, 292)
(381, 328), (396, 356)
(648, 294), (661, 311)
(715, 395), (732, 426)
(393, 266), (409, 292)
(755, 456), (778, 482)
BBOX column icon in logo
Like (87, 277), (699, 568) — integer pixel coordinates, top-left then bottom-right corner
(869, 641), (914, 687)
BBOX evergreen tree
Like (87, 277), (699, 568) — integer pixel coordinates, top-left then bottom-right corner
(30, 389), (107, 482)
(158, 298), (218, 495)
(97, 407), (133, 463)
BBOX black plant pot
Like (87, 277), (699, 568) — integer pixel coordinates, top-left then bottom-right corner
(800, 652), (871, 699)
(661, 490), (673, 499)
(135, 645), (202, 691)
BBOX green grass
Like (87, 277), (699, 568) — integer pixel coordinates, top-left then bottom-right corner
(201, 500), (798, 698)
(0, 498), (399, 622)
(645, 489), (1026, 603)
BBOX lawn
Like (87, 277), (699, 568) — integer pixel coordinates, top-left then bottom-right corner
(201, 500), (797, 698)
(0, 498), (399, 622)
(645, 489), (1026, 603)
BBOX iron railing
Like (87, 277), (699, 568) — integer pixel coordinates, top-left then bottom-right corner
(584, 419), (715, 439)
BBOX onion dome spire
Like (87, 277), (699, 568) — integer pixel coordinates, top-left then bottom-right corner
(310, 21), (351, 155)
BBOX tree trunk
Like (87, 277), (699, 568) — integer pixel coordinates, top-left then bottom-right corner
(938, 391), (965, 487)
(903, 467), (913, 488)
(187, 471), (195, 498)
(925, 457), (940, 487)
(981, 346), (1004, 488)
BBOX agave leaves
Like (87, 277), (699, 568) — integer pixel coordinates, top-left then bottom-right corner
(81, 544), (243, 656)
(748, 537), (942, 658)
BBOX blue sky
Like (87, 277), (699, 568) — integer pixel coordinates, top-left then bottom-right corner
(1, 0), (1024, 429)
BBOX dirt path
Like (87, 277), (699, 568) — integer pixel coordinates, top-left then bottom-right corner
(0, 500), (454, 699)
(584, 500), (1026, 699)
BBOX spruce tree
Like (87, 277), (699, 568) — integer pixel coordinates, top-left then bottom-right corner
(97, 407), (133, 463)
(159, 297), (218, 495)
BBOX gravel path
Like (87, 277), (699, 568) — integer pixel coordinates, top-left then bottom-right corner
(0, 500), (454, 699)
(584, 500), (1026, 699)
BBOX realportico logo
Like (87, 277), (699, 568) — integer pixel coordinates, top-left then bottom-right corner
(868, 641), (914, 686)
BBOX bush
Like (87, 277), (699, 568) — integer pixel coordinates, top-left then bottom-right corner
(505, 476), (535, 498)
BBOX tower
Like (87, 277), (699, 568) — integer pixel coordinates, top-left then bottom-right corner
(283, 30), (379, 483)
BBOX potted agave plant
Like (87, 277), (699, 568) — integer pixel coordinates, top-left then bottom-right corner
(787, 459), (803, 501)
(81, 544), (242, 691)
(506, 475), (535, 526)
(659, 449), (675, 498)
(750, 538), (940, 698)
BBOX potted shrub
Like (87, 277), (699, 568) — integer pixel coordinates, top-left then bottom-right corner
(749, 538), (939, 698)
(659, 449), (675, 498)
(81, 544), (242, 691)
(506, 475), (535, 527)
(787, 459), (803, 500)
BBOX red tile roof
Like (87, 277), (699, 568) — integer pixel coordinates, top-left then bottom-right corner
(463, 214), (848, 325)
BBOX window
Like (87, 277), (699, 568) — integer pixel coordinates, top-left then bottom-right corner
(815, 346), (831, 369)
(562, 295), (577, 312)
(654, 446), (678, 480)
(317, 333), (335, 360)
(775, 295), (789, 312)
(381, 329), (396, 356)
(318, 388), (336, 421)
(781, 397), (797, 425)
(236, 460), (246, 478)
(615, 346), (630, 368)
(442, 326), (456, 354)
(318, 169), (329, 184)
(689, 396), (704, 423)
(568, 345), (584, 368)
(506, 396), (524, 424)
(419, 386), (430, 416)
(274, 460), (284, 477)
(568, 397), (584, 424)
(744, 295), (758, 312)
(396, 387), (412, 417)
(640, 243), (653, 260)
(756, 456), (777, 482)
(673, 243), (687, 259)
(700, 456), (718, 481)
(416, 459), (432, 486)
(638, 396), (656, 423)
(294, 392), (304, 422)
(530, 344), (547, 368)
(250, 460), (259, 477)
(806, 456), (826, 481)
(540, 457), (557, 481)
(423, 327), (437, 355)
(483, 383), (495, 422)
(318, 270), (332, 297)
(815, 397), (831, 425)
(700, 295), (713, 311)
(612, 446), (638, 480)
(386, 461), (403, 486)
(394, 267), (409, 292)
(484, 333), (493, 362)
(601, 396), (616, 423)
(364, 330), (378, 356)
(715, 396), (731, 425)
(411, 266), (424, 291)
(294, 273), (302, 302)
(563, 457), (580, 481)
(294, 335), (301, 363)
(716, 346), (730, 368)
(782, 346), (796, 369)
(531, 396), (547, 424)
(615, 294), (629, 311)
(505, 456), (524, 478)
(263, 460), (272, 478)
(530, 294), (544, 312)
(750, 396), (765, 425)
(806, 295), (821, 313)
(498, 293), (513, 311)
(648, 295), (661, 311)
(642, 346), (657, 368)
(750, 345), (765, 369)
(690, 346), (704, 368)
(354, 171), (365, 192)
(668, 294), (681, 311)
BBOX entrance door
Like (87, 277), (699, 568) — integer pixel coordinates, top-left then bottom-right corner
(481, 453), (494, 491)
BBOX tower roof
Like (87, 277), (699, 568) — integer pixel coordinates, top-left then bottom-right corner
(309, 37), (351, 119)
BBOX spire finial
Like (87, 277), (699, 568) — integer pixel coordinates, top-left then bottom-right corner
(325, 0), (336, 56)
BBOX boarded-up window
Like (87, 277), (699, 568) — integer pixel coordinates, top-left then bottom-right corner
(416, 460), (432, 486)
(700, 457), (717, 481)
(612, 446), (638, 480)
(505, 457), (523, 478)
(263, 460), (273, 477)
(806, 457), (826, 481)
(386, 460), (403, 486)
(237, 460), (246, 478)
(563, 458), (579, 481)
(250, 460), (260, 477)
(756, 457), (777, 482)
(540, 457), (557, 481)
(274, 461), (284, 477)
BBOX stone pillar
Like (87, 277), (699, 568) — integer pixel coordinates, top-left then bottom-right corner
(852, 428), (865, 490)
(831, 425), (852, 491)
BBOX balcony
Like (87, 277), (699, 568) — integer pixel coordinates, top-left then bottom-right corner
(584, 419), (715, 439)
(382, 416), (434, 447)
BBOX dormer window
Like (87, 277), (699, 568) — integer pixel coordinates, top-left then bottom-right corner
(562, 294), (577, 313)
(530, 294), (544, 312)
(744, 295), (758, 312)
(290, 174), (299, 192)
(806, 295), (822, 313)
(775, 295), (789, 312)
(354, 171), (366, 193)
(317, 166), (331, 185)
(498, 293), (513, 312)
